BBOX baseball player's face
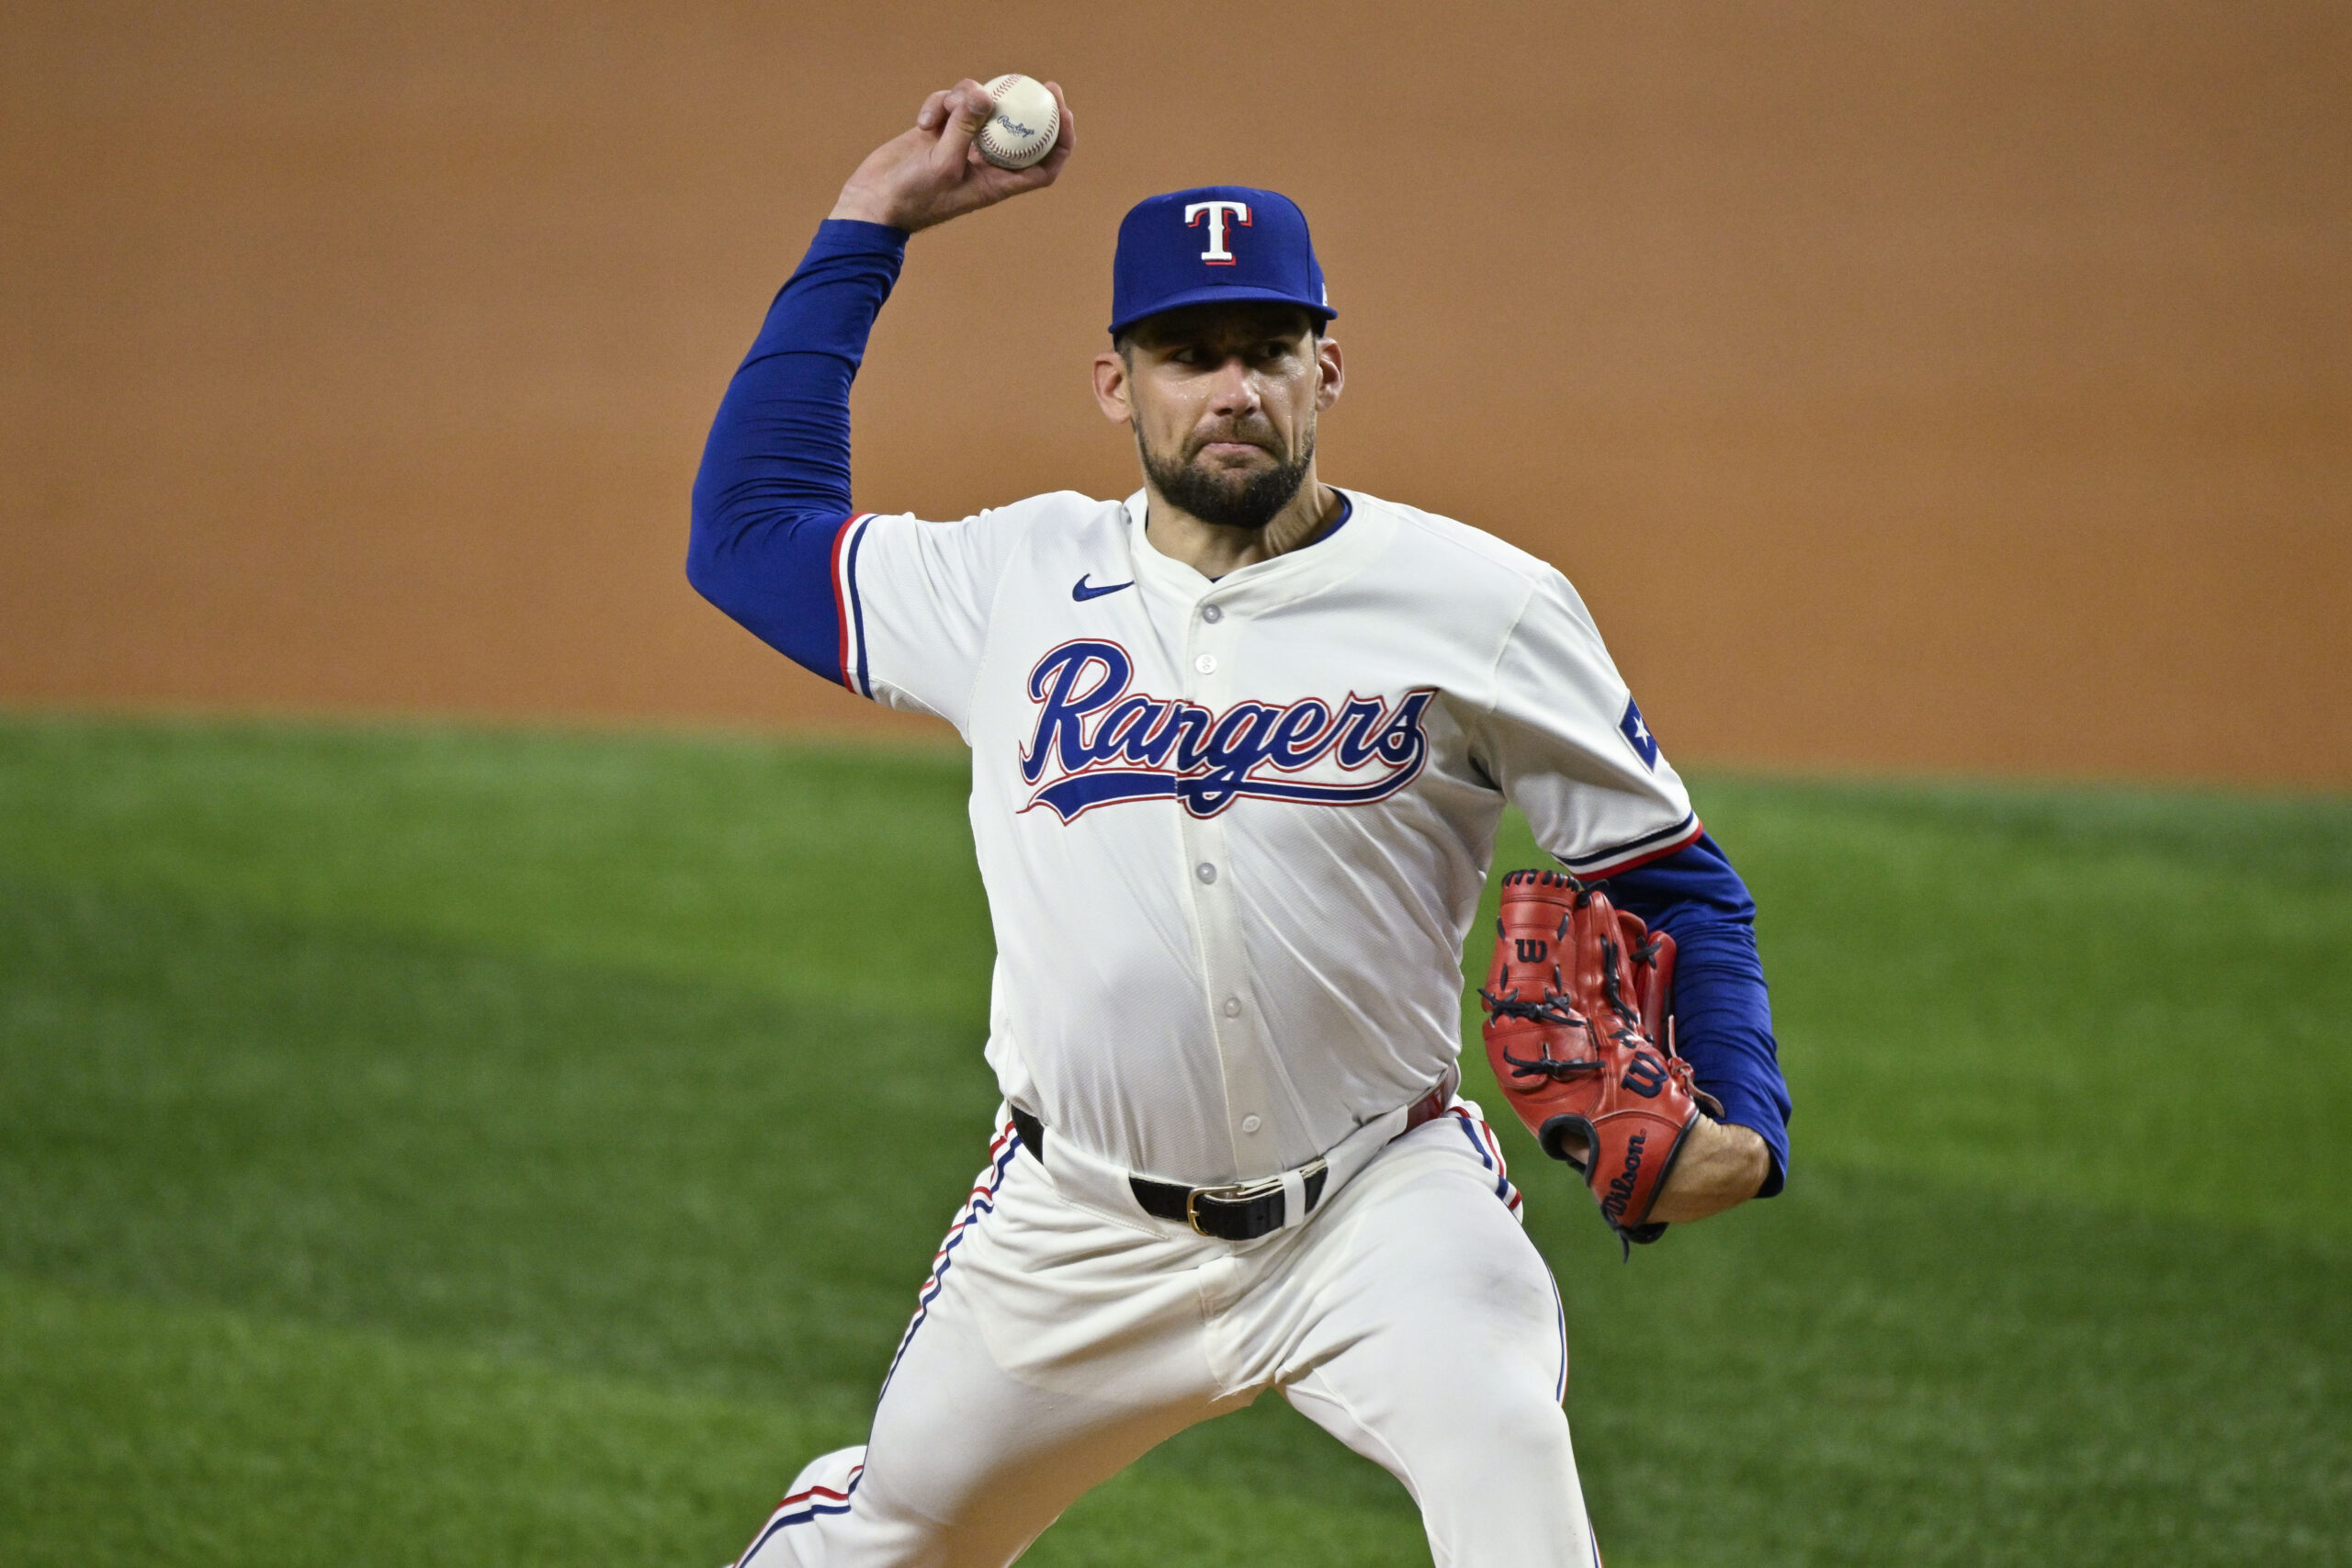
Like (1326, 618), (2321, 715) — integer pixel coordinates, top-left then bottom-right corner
(1093, 303), (1344, 531)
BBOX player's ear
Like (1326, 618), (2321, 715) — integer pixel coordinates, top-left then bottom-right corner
(1314, 333), (1343, 412)
(1091, 348), (1133, 424)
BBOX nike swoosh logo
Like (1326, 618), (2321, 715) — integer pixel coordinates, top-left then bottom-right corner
(1072, 575), (1134, 602)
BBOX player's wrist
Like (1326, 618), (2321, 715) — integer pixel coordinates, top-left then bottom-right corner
(1654, 1117), (1769, 1223)
(1714, 1118), (1770, 1195)
(829, 187), (910, 230)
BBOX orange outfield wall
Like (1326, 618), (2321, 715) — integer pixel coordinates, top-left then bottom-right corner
(3, 1), (2346, 784)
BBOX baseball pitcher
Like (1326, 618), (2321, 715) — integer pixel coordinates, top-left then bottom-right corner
(688, 79), (1792, 1568)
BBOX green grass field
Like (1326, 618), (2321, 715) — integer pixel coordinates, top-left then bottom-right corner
(3, 716), (2346, 1567)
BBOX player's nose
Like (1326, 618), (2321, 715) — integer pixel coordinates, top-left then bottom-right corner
(1200, 357), (1261, 418)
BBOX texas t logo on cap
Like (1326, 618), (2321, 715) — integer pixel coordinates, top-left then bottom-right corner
(1109, 186), (1335, 335)
(1183, 199), (1250, 264)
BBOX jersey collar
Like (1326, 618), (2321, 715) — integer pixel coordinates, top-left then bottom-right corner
(1123, 487), (1389, 611)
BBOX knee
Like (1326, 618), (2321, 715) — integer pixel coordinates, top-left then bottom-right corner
(1417, 1389), (1577, 1496)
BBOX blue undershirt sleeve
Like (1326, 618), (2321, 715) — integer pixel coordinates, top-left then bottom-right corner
(1599, 832), (1794, 1197)
(687, 219), (910, 685)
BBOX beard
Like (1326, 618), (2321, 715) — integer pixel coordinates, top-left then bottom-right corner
(1136, 420), (1316, 532)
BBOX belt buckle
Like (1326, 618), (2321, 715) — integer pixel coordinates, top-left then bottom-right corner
(1183, 1162), (1326, 1238)
(1185, 1176), (1276, 1236)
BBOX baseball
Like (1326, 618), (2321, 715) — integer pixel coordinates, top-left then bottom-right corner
(976, 74), (1059, 170)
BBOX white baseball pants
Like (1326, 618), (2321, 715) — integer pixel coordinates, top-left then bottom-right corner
(733, 1102), (1600, 1568)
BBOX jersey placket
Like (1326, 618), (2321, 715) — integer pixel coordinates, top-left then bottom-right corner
(1177, 585), (1282, 1177)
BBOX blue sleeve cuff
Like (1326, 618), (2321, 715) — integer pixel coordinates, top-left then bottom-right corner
(1598, 833), (1794, 1198)
(809, 217), (911, 252)
(1666, 924), (1793, 1197)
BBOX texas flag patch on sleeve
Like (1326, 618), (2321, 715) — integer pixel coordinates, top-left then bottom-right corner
(1619, 696), (1660, 770)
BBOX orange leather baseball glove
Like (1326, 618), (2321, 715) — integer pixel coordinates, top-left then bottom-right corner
(1479, 869), (1723, 1254)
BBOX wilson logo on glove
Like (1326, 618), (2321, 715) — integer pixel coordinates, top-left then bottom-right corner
(1601, 1133), (1649, 1226)
(1620, 1051), (1668, 1099)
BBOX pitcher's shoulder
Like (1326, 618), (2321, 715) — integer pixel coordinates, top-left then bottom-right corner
(865, 491), (1123, 560)
(912, 490), (1120, 533)
(1345, 490), (1563, 594)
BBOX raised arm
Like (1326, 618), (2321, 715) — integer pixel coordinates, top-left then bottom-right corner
(686, 80), (1073, 682)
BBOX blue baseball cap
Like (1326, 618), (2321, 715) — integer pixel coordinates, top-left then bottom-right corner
(1109, 186), (1336, 338)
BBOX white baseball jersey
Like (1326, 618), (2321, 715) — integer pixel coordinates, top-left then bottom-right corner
(831, 487), (1698, 1186)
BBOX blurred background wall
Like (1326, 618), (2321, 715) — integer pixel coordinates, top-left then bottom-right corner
(3, 0), (2346, 784)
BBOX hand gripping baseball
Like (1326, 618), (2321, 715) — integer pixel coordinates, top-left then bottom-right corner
(1480, 870), (1724, 1255)
(830, 79), (1074, 233)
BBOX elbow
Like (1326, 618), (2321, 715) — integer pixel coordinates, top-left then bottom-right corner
(681, 493), (849, 679)
(684, 502), (727, 611)
(684, 525), (763, 628)
(684, 514), (723, 609)
(685, 476), (754, 617)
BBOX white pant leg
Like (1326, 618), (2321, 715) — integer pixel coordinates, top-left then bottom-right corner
(734, 1122), (1241, 1568)
(1254, 1107), (1600, 1568)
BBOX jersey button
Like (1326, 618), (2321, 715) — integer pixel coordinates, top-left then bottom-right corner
(1241, 1115), (1262, 1134)
(1193, 653), (1216, 674)
(1201, 604), (1224, 624)
(1221, 996), (1241, 1017)
(1195, 862), (1217, 885)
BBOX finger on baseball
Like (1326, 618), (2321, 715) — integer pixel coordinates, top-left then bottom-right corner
(933, 79), (993, 165)
(1001, 88), (1074, 188)
(1044, 82), (1075, 153)
(1006, 141), (1070, 192)
(1030, 82), (1074, 175)
(994, 156), (1065, 197)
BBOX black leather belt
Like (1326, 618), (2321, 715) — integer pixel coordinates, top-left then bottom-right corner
(1009, 1091), (1444, 1243)
(1133, 1162), (1329, 1240)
